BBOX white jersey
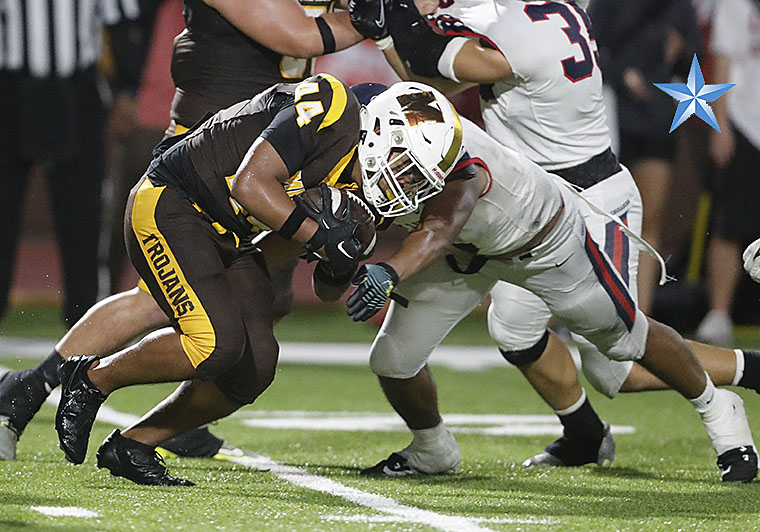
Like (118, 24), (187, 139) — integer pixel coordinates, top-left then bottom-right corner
(395, 118), (563, 255)
(711, 0), (760, 149)
(433, 0), (610, 170)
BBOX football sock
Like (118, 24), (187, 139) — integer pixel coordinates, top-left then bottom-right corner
(36, 349), (64, 390)
(732, 349), (745, 386)
(690, 376), (716, 412)
(555, 389), (604, 443)
(690, 378), (743, 455)
(544, 389), (605, 465)
(738, 350), (760, 393)
(410, 423), (448, 450)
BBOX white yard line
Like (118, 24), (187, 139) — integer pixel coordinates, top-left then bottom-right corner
(324, 514), (557, 525)
(238, 411), (635, 436)
(31, 506), (99, 518)
(229, 454), (505, 532)
(0, 366), (527, 531)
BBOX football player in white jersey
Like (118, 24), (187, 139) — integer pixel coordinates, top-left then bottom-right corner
(344, 81), (756, 482)
(347, 0), (760, 472)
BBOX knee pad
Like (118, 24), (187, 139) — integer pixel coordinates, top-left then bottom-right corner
(500, 330), (549, 367)
(581, 365), (622, 399)
(487, 288), (552, 353)
(369, 332), (428, 379)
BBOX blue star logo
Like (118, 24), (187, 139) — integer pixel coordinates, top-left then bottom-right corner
(654, 54), (735, 133)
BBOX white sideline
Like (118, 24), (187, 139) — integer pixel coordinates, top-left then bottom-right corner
(0, 368), (544, 531)
(0, 337), (505, 370)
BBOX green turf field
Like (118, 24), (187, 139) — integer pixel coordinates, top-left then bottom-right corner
(1, 306), (760, 531)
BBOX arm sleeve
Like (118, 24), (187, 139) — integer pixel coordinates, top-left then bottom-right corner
(260, 105), (311, 177)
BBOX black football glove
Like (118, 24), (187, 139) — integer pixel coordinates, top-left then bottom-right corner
(296, 183), (363, 272)
(387, 0), (453, 78)
(348, 0), (392, 40)
(346, 263), (399, 321)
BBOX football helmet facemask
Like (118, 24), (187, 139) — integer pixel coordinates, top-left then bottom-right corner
(358, 82), (464, 217)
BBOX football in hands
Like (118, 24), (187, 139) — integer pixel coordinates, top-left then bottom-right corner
(299, 186), (377, 259)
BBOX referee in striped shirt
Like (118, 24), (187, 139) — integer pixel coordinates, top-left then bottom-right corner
(0, 0), (149, 325)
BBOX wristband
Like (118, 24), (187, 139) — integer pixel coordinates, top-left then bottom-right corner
(374, 35), (394, 51)
(315, 16), (336, 55)
(277, 204), (309, 240)
(437, 37), (468, 82)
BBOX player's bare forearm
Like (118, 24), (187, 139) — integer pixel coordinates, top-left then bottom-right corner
(204, 0), (361, 57)
(453, 40), (513, 83)
(322, 11), (364, 50)
(231, 138), (319, 243)
(386, 225), (453, 280)
(386, 174), (484, 280)
(381, 45), (412, 82)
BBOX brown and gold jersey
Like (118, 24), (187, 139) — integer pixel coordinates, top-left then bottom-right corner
(147, 73), (360, 240)
(171, 0), (334, 127)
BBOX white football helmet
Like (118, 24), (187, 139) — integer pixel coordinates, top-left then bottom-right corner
(358, 82), (464, 217)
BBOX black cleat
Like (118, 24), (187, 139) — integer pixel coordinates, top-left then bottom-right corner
(523, 421), (615, 467)
(97, 429), (195, 486)
(361, 452), (420, 477)
(55, 355), (106, 464)
(718, 446), (758, 483)
(159, 426), (224, 458)
(0, 368), (51, 436)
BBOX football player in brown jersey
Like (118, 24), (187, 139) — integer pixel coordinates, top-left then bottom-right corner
(54, 74), (366, 486)
(0, 0), (367, 461)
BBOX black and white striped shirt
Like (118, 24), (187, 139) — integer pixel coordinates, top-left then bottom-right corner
(0, 0), (141, 77)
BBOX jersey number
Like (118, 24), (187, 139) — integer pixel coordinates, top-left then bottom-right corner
(295, 82), (325, 127)
(524, 2), (597, 82)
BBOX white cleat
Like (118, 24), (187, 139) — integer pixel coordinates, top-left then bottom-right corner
(703, 389), (758, 482)
(399, 428), (461, 474)
(361, 427), (460, 476)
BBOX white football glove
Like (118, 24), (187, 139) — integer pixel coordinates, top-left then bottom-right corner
(742, 237), (760, 283)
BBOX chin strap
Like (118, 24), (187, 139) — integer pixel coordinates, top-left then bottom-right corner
(552, 175), (674, 286)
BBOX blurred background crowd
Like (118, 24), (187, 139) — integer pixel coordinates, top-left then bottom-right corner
(2, 0), (759, 345)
